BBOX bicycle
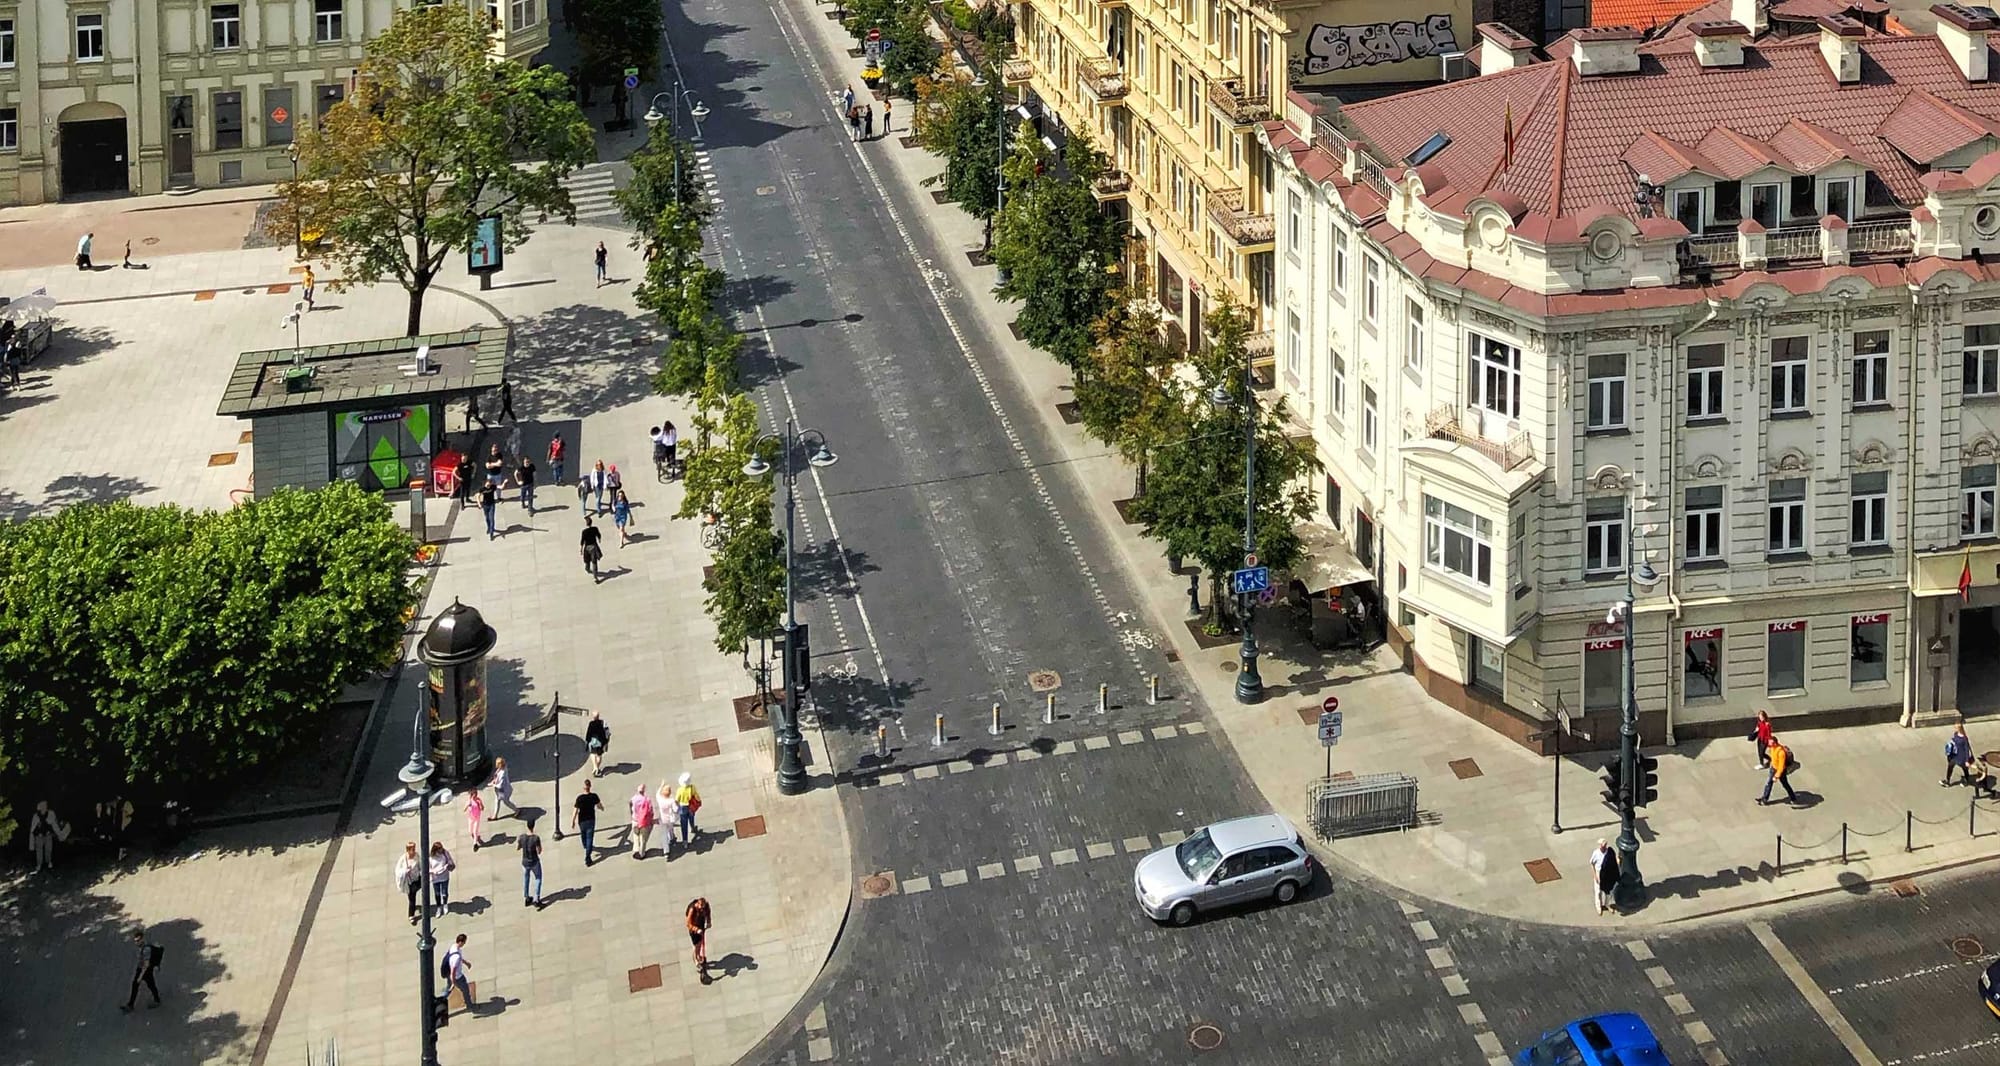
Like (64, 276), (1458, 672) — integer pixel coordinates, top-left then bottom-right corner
(699, 509), (728, 550)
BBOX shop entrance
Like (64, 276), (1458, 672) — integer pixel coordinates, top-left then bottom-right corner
(1959, 606), (2000, 716)
(60, 117), (130, 197)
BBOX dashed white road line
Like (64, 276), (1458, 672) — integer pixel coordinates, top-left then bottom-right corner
(1827, 957), (1998, 996)
(857, 718), (1208, 786)
(873, 831), (1176, 897)
(1623, 939), (1731, 1066)
(1749, 922), (1882, 1066)
(1399, 902), (1509, 1066)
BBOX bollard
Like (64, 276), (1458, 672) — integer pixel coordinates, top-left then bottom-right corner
(1906, 810), (1914, 853)
(933, 714), (944, 747)
(1776, 834), (1784, 876)
(1044, 693), (1055, 725)
(1098, 682), (1108, 715)
(1973, 796), (1979, 839)
(990, 701), (1002, 736)
(1841, 822), (1849, 864)
(876, 724), (889, 760)
(1148, 675), (1159, 705)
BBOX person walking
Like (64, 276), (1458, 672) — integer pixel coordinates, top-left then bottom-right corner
(594, 241), (609, 286)
(1944, 724), (1975, 786)
(882, 98), (892, 134)
(605, 463), (623, 508)
(1759, 737), (1799, 805)
(585, 711), (611, 776)
(301, 265), (317, 310)
(27, 799), (61, 873)
(580, 515), (605, 581)
(427, 841), (456, 916)
(453, 453), (474, 506)
(547, 432), (567, 487)
(442, 934), (472, 1013)
(465, 789), (485, 851)
(499, 378), (517, 423)
(478, 479), (499, 540)
(515, 452), (537, 513)
(613, 489), (635, 546)
(464, 394), (488, 433)
(484, 443), (507, 488)
(686, 897), (712, 979)
(77, 232), (94, 270)
(576, 473), (591, 511)
(671, 772), (701, 847)
(630, 783), (655, 860)
(488, 756), (520, 819)
(841, 85), (854, 114)
(661, 421), (678, 480)
(395, 841), (425, 924)
(1749, 709), (1774, 768)
(518, 817), (545, 907)
(571, 779), (604, 866)
(120, 929), (163, 1012)
(847, 105), (861, 142)
(591, 459), (609, 514)
(1589, 839), (1619, 915)
(655, 777), (680, 859)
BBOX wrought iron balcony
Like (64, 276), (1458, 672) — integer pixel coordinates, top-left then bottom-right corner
(1425, 405), (1537, 472)
(1206, 187), (1276, 247)
(1208, 77), (1271, 127)
(1092, 169), (1133, 201)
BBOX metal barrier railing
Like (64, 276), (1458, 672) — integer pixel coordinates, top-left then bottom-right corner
(1308, 772), (1419, 840)
(1773, 794), (2000, 875)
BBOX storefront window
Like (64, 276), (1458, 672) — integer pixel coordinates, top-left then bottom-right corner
(1469, 635), (1503, 694)
(1583, 635), (1623, 711)
(1850, 613), (1889, 684)
(1767, 621), (1807, 693)
(1685, 628), (1723, 699)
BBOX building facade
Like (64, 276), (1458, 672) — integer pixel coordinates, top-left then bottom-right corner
(1265, 1), (2000, 746)
(0, 0), (546, 205)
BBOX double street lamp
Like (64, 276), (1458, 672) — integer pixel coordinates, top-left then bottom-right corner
(642, 79), (711, 193)
(1606, 520), (1664, 901)
(743, 421), (838, 795)
(1208, 354), (1263, 705)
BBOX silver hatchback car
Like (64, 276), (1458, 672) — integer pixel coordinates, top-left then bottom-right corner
(1133, 814), (1315, 925)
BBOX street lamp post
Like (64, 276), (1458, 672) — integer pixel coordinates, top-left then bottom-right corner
(1209, 351), (1263, 704)
(396, 696), (444, 1066)
(744, 421), (838, 795)
(1611, 520), (1662, 901)
(642, 78), (710, 200)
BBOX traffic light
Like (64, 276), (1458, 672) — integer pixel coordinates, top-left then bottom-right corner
(431, 991), (451, 1030)
(784, 623), (811, 696)
(1635, 754), (1660, 808)
(1600, 761), (1627, 813)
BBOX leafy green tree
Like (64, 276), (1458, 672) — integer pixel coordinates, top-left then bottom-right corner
(695, 394), (786, 657)
(914, 70), (1004, 244)
(1132, 302), (1318, 628)
(841, 0), (901, 42)
(617, 125), (709, 233)
(991, 133), (1127, 367)
(268, 6), (594, 335)
(0, 485), (415, 810)
(1075, 278), (1183, 497)
(633, 203), (722, 332)
(879, 1), (942, 99)
(656, 305), (741, 399)
(576, 0), (662, 119)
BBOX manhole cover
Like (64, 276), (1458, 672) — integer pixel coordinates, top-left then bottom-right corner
(1892, 879), (1921, 898)
(1449, 758), (1483, 780)
(1028, 669), (1061, 692)
(627, 963), (662, 993)
(1221, 660), (1238, 673)
(1188, 1023), (1224, 1051)
(859, 872), (896, 899)
(1523, 858), (1562, 884)
(1952, 936), (1983, 959)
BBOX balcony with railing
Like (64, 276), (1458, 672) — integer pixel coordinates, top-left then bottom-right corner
(1078, 57), (1128, 103)
(1004, 57), (1034, 84)
(1680, 214), (1915, 274)
(1206, 187), (1276, 248)
(1208, 77), (1271, 127)
(1849, 218), (1915, 255)
(1424, 404), (1537, 473)
(1092, 169), (1133, 201)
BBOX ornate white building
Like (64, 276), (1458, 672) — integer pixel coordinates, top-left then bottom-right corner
(0, 0), (546, 204)
(1265, 0), (2000, 747)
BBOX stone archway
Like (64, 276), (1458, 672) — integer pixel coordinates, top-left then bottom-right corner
(57, 100), (131, 198)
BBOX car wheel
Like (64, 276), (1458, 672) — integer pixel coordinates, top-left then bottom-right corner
(1274, 879), (1300, 904)
(1169, 901), (1196, 926)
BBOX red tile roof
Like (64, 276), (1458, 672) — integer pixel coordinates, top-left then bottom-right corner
(1335, 31), (2000, 225)
(1591, 0), (1711, 29)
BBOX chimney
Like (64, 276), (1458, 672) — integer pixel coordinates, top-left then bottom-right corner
(1818, 14), (1865, 83)
(1732, 0), (1768, 35)
(1934, 3), (1994, 82)
(1690, 20), (1751, 67)
(1570, 25), (1644, 76)
(1477, 22), (1538, 73)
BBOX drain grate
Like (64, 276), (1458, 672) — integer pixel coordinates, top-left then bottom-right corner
(1952, 936), (1983, 959)
(627, 964), (662, 993)
(1188, 1023), (1224, 1052)
(1448, 757), (1484, 780)
(859, 872), (897, 899)
(1524, 858), (1562, 884)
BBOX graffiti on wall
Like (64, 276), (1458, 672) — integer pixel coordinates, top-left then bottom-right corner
(1300, 15), (1460, 75)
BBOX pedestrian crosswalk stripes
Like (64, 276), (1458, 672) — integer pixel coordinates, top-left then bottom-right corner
(561, 163), (623, 226)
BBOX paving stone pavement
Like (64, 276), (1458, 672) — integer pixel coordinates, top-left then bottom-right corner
(0, 209), (849, 1065)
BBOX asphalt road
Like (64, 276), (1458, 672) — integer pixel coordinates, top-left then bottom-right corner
(656, 1), (2000, 1064)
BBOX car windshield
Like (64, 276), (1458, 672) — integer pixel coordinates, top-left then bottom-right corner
(1524, 1029), (1585, 1066)
(1175, 828), (1222, 881)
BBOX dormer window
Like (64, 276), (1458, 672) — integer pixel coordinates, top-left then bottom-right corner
(1823, 178), (1855, 222)
(1750, 183), (1781, 228)
(1671, 189), (1703, 232)
(1789, 176), (1816, 220)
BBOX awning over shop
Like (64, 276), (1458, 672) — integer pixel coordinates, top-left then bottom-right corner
(1288, 522), (1374, 593)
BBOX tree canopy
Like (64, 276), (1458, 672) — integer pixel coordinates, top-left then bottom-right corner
(616, 123), (709, 235)
(913, 70), (1004, 236)
(268, 5), (595, 335)
(990, 133), (1127, 367)
(1073, 277), (1183, 497)
(0, 484), (417, 823)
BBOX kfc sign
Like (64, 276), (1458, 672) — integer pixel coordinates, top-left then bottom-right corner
(1684, 627), (1723, 644)
(1769, 619), (1807, 633)
(1852, 612), (1890, 626)
(1584, 637), (1625, 652)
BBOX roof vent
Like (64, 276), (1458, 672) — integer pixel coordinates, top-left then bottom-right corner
(1570, 25), (1644, 76)
(1690, 20), (1751, 67)
(1476, 22), (1538, 73)
(1934, 4), (1994, 82)
(1818, 14), (1865, 83)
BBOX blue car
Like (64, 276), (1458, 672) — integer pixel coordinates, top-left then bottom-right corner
(1515, 1013), (1671, 1066)
(1982, 959), (2000, 1019)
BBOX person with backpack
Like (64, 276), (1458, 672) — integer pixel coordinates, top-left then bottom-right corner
(1759, 738), (1799, 805)
(585, 711), (611, 776)
(1944, 724), (1975, 786)
(671, 772), (701, 847)
(121, 929), (163, 1012)
(518, 817), (545, 907)
(442, 934), (472, 1013)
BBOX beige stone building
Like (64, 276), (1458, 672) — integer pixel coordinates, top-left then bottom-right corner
(1264, 0), (2000, 747)
(0, 0), (546, 205)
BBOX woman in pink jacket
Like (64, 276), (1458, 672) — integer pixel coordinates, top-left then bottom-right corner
(629, 784), (655, 860)
(465, 790), (486, 851)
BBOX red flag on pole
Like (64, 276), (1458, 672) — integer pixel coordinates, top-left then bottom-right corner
(1502, 101), (1514, 171)
(1960, 547), (1974, 600)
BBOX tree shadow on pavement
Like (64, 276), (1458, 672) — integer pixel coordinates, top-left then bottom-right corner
(31, 323), (121, 373)
(0, 472), (159, 522)
(733, 331), (802, 392)
(788, 534), (877, 605)
(507, 303), (660, 419)
(0, 878), (246, 1064)
(806, 666), (920, 739)
(658, 10), (794, 154)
